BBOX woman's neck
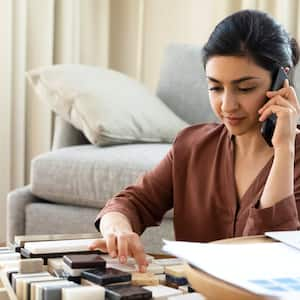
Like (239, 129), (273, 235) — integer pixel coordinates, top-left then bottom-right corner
(234, 129), (274, 158)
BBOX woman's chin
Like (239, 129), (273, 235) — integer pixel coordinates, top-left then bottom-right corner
(223, 122), (245, 135)
(224, 121), (260, 137)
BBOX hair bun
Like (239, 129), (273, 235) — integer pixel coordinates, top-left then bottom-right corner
(290, 37), (300, 66)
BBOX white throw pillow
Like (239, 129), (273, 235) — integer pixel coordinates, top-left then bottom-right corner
(27, 64), (188, 146)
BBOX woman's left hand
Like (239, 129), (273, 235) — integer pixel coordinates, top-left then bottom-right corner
(258, 79), (300, 149)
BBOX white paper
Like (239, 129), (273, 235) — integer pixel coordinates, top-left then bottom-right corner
(163, 240), (300, 298)
(265, 231), (300, 251)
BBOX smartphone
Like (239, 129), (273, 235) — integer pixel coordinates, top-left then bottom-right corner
(260, 67), (288, 147)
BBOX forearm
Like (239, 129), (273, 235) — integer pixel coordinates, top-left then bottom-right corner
(260, 146), (295, 208)
(100, 212), (134, 236)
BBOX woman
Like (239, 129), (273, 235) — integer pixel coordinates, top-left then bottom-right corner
(90, 9), (300, 272)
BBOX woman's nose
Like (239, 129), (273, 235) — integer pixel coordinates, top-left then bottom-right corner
(221, 90), (239, 112)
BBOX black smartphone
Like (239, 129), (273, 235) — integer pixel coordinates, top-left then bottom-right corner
(260, 67), (288, 147)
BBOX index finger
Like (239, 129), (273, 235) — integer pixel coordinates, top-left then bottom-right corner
(266, 79), (289, 96)
(89, 238), (108, 252)
(129, 238), (148, 272)
(283, 78), (289, 88)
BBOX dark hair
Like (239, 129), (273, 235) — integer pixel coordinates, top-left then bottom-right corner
(202, 10), (300, 84)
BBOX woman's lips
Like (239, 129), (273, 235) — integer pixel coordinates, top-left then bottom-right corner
(224, 116), (246, 126)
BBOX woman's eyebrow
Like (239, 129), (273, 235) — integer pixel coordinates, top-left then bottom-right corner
(207, 76), (260, 84)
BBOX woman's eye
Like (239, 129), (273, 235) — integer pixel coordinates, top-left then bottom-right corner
(208, 87), (222, 92)
(238, 87), (256, 92)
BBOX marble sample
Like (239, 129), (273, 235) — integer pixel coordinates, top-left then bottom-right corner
(106, 262), (164, 275)
(32, 279), (75, 300)
(82, 268), (131, 285)
(101, 254), (154, 265)
(164, 265), (186, 278)
(131, 272), (159, 286)
(0, 248), (13, 255)
(165, 274), (188, 286)
(21, 248), (101, 265)
(24, 240), (98, 254)
(80, 278), (97, 286)
(23, 276), (59, 300)
(168, 293), (206, 300)
(43, 283), (78, 300)
(152, 259), (184, 267)
(19, 258), (43, 274)
(6, 269), (19, 284)
(16, 275), (54, 300)
(105, 284), (152, 300)
(53, 269), (81, 284)
(62, 262), (89, 277)
(145, 264), (164, 275)
(0, 260), (20, 271)
(15, 233), (101, 247)
(0, 253), (20, 261)
(12, 272), (49, 292)
(154, 274), (166, 285)
(143, 285), (183, 300)
(0, 288), (10, 300)
(178, 285), (189, 293)
(107, 263), (137, 273)
(62, 285), (105, 300)
(63, 254), (106, 269)
(47, 258), (63, 274)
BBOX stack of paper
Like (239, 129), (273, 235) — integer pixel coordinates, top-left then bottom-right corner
(163, 240), (300, 298)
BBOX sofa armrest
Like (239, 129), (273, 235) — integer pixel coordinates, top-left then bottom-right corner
(6, 185), (40, 243)
(52, 115), (89, 150)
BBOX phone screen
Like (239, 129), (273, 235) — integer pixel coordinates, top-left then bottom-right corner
(260, 67), (288, 147)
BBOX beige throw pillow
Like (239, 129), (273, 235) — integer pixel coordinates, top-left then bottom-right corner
(27, 64), (188, 146)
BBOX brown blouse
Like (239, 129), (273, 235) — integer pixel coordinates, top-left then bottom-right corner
(95, 123), (300, 242)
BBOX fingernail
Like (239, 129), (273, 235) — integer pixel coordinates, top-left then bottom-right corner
(111, 251), (116, 257)
(140, 265), (147, 273)
(120, 256), (126, 264)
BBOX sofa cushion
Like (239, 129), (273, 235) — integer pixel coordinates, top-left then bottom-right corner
(27, 64), (188, 146)
(156, 43), (218, 125)
(31, 144), (172, 210)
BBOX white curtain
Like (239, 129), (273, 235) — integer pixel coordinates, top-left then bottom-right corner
(0, 0), (299, 241)
(0, 0), (111, 241)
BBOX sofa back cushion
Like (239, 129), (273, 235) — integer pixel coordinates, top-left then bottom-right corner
(156, 43), (218, 124)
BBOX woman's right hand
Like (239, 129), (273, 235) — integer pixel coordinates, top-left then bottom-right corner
(89, 212), (148, 272)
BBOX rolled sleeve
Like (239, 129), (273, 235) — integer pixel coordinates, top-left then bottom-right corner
(243, 195), (300, 235)
(93, 146), (175, 236)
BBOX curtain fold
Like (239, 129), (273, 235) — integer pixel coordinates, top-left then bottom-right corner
(0, 0), (299, 241)
(0, 0), (13, 241)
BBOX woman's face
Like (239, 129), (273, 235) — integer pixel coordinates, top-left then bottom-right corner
(205, 55), (272, 136)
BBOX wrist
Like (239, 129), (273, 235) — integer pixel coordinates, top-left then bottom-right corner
(100, 212), (133, 236)
(274, 145), (295, 158)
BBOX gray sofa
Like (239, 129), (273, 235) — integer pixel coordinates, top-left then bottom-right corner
(7, 43), (300, 253)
